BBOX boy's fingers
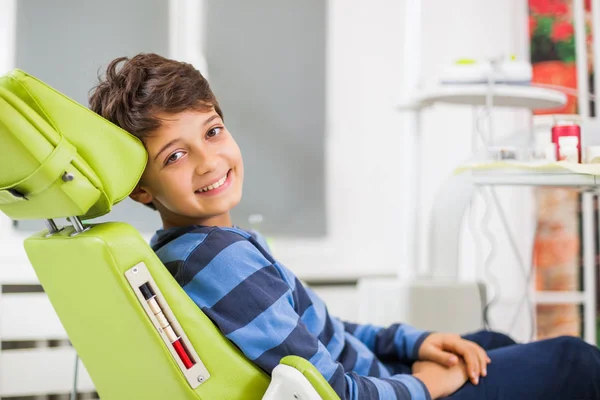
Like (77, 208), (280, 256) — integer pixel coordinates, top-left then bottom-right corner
(473, 345), (485, 378)
(444, 340), (482, 383)
(455, 343), (480, 384)
(431, 349), (458, 366)
(475, 345), (489, 376)
(467, 342), (488, 376)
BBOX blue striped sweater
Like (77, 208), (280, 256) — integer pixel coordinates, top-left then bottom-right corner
(151, 225), (431, 400)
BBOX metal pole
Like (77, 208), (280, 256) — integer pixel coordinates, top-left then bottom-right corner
(574, 0), (590, 121)
(168, 0), (208, 78)
(582, 193), (597, 344)
(400, 0), (423, 278)
(0, 0), (16, 75)
(592, 0), (600, 118)
(70, 353), (79, 400)
(44, 219), (60, 234)
(69, 217), (85, 233)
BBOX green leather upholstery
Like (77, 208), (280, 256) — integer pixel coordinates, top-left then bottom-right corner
(25, 223), (270, 399)
(0, 69), (145, 220)
(1, 69), (338, 399)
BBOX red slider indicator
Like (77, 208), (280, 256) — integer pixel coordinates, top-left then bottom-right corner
(172, 338), (195, 369)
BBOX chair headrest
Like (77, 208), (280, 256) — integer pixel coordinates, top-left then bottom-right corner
(0, 69), (147, 221)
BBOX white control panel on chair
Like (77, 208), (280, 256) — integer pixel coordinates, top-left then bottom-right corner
(125, 263), (210, 389)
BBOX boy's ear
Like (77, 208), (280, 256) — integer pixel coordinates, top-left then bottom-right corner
(129, 185), (154, 206)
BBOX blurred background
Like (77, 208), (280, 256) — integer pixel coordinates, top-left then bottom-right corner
(1, 0), (599, 398)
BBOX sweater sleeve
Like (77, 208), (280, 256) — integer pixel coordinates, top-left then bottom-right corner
(342, 320), (431, 363)
(179, 229), (431, 400)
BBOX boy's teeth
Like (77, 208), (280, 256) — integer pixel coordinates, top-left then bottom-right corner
(200, 173), (228, 192)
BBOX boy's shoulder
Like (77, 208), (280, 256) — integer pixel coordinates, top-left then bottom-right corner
(152, 225), (252, 258)
(151, 225), (272, 286)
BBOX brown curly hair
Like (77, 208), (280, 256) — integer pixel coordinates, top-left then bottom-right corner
(89, 53), (222, 210)
(89, 53), (222, 140)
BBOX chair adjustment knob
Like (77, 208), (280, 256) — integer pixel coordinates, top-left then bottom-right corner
(62, 172), (74, 182)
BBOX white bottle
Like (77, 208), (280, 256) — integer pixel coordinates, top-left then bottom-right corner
(558, 136), (579, 163)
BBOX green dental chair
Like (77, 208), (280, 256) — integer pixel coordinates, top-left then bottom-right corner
(0, 69), (339, 400)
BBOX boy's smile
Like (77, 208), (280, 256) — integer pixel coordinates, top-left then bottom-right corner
(195, 169), (231, 195)
(130, 109), (244, 229)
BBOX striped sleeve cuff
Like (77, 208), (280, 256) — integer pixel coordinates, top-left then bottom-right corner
(393, 325), (431, 360)
(388, 374), (432, 400)
(411, 331), (432, 360)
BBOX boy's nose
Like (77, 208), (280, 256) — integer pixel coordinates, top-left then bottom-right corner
(193, 150), (218, 176)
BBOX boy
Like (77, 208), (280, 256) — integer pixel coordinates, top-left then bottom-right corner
(90, 53), (600, 400)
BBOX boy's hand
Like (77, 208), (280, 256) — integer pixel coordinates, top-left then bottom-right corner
(418, 332), (491, 385)
(412, 360), (469, 399)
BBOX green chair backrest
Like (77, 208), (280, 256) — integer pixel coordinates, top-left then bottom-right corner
(0, 69), (270, 399)
(25, 222), (270, 399)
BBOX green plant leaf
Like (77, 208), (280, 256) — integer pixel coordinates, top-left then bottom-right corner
(536, 16), (554, 37)
(556, 36), (576, 62)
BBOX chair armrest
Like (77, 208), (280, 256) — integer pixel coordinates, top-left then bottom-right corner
(262, 356), (340, 400)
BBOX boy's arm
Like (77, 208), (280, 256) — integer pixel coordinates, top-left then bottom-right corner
(342, 320), (431, 363)
(180, 229), (431, 400)
(300, 285), (430, 363)
(342, 320), (489, 385)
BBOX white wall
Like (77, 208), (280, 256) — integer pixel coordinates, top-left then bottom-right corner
(323, 0), (534, 272)
(325, 0), (535, 338)
(319, 0), (409, 277)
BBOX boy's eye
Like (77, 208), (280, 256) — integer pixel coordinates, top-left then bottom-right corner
(165, 151), (184, 165)
(206, 127), (222, 138)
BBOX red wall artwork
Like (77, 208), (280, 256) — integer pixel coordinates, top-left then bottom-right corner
(529, 0), (594, 340)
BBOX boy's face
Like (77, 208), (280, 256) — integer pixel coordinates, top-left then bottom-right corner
(131, 108), (243, 229)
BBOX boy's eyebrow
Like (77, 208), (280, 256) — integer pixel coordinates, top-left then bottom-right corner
(154, 138), (181, 162)
(153, 114), (222, 162)
(203, 114), (221, 126)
